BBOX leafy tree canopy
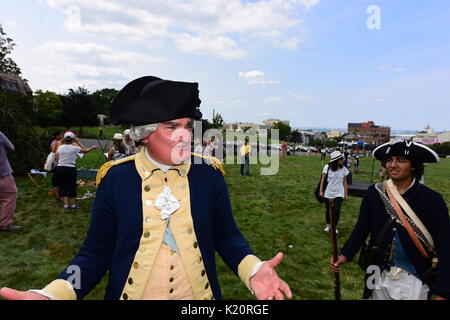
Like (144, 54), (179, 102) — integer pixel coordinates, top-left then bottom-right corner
(0, 24), (21, 75)
(90, 88), (119, 115)
(34, 90), (63, 126)
(273, 121), (292, 142)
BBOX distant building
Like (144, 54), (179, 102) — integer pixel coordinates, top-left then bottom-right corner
(223, 122), (271, 131)
(438, 131), (450, 144)
(347, 121), (390, 145)
(390, 133), (415, 141)
(413, 124), (439, 145)
(341, 133), (361, 146)
(263, 118), (290, 128)
(328, 130), (342, 139)
(0, 73), (33, 96)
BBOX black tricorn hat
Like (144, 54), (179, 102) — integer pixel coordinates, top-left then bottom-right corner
(110, 76), (203, 125)
(373, 140), (440, 163)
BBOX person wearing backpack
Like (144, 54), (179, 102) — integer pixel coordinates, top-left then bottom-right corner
(330, 140), (450, 300)
(319, 151), (349, 236)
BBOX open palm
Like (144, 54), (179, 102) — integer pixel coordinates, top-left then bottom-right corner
(250, 252), (292, 300)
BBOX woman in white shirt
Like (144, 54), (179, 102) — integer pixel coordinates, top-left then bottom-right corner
(55, 131), (98, 210)
(319, 151), (349, 235)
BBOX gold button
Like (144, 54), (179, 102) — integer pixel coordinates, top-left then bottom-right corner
(169, 277), (174, 283)
(201, 270), (206, 277)
(170, 265), (175, 270)
(144, 231), (150, 238)
(193, 242), (198, 248)
(123, 293), (128, 300)
(133, 262), (139, 269)
(144, 185), (151, 192)
(180, 169), (186, 176)
(205, 283), (209, 289)
(144, 171), (150, 178)
(170, 250), (175, 256)
(145, 200), (152, 206)
(198, 256), (203, 263)
(145, 216), (152, 223)
(169, 289), (174, 294)
(187, 228), (193, 235)
(128, 278), (133, 285)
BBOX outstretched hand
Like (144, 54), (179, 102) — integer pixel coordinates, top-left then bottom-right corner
(0, 287), (49, 300)
(250, 252), (292, 300)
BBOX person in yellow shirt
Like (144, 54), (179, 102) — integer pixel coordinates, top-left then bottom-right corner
(240, 138), (251, 176)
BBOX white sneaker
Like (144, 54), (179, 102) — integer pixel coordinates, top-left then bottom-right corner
(324, 226), (330, 232)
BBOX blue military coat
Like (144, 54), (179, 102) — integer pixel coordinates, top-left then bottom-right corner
(47, 153), (257, 300)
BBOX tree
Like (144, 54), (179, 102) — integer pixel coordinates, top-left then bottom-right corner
(61, 87), (98, 136)
(91, 88), (119, 115)
(273, 121), (292, 142)
(430, 142), (450, 158)
(290, 129), (303, 144)
(212, 112), (224, 129)
(0, 89), (46, 174)
(34, 90), (63, 126)
(0, 24), (21, 75)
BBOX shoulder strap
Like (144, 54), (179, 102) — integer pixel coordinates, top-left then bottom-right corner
(387, 179), (435, 249)
(385, 182), (431, 258)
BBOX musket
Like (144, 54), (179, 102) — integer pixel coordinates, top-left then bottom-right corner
(329, 199), (341, 300)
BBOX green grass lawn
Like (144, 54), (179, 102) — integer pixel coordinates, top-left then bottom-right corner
(1, 155), (449, 300)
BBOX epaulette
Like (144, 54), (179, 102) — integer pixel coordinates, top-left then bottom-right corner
(96, 155), (136, 186)
(192, 153), (225, 175)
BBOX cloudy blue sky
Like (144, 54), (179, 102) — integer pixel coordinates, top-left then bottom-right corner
(2, 0), (450, 131)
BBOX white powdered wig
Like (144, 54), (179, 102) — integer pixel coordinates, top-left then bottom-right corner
(130, 123), (160, 142)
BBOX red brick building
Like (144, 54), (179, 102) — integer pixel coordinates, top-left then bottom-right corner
(347, 121), (390, 145)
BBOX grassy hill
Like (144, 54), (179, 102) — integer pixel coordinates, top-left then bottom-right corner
(1, 154), (449, 300)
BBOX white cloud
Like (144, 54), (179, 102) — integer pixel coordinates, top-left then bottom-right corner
(264, 97), (283, 103)
(272, 36), (303, 50)
(33, 41), (167, 91)
(293, 94), (313, 101)
(173, 33), (248, 59)
(239, 70), (266, 79)
(39, 41), (167, 65)
(376, 98), (385, 103)
(238, 70), (279, 85)
(44, 0), (319, 58)
(3, 21), (19, 29)
(394, 67), (407, 72)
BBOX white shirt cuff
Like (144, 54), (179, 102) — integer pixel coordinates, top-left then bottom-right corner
(250, 261), (265, 278)
(28, 289), (56, 300)
(248, 261), (265, 294)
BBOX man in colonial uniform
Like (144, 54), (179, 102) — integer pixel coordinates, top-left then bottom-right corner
(331, 140), (450, 300)
(0, 76), (291, 300)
